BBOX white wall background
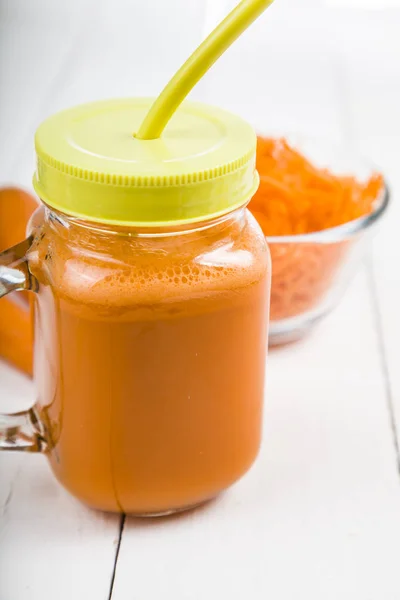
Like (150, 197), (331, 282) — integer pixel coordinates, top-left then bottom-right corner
(1, 0), (399, 187)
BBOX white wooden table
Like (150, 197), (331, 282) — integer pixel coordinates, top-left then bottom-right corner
(1, 1), (400, 598)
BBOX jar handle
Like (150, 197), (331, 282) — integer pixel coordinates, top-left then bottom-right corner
(0, 238), (46, 453)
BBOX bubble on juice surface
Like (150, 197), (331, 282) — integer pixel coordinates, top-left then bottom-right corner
(43, 212), (269, 308)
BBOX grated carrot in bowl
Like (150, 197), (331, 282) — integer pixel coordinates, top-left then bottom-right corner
(249, 137), (384, 323)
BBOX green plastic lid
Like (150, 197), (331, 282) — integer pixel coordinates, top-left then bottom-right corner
(33, 98), (258, 227)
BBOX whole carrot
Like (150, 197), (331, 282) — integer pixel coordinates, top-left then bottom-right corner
(0, 187), (38, 375)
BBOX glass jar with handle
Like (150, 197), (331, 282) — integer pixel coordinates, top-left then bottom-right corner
(0, 99), (271, 515)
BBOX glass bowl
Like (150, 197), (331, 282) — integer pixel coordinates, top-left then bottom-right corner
(258, 137), (390, 346)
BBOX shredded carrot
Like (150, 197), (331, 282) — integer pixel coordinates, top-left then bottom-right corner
(249, 137), (384, 321)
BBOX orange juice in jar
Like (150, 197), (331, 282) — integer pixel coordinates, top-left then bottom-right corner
(0, 99), (270, 515)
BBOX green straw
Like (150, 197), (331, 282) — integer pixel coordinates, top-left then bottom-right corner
(136, 0), (275, 140)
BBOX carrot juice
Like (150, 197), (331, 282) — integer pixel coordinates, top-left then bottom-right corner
(29, 206), (270, 515)
(0, 99), (271, 515)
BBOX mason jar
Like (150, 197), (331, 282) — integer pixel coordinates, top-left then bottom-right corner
(0, 99), (271, 516)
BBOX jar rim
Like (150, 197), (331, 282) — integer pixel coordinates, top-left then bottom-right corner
(45, 202), (248, 239)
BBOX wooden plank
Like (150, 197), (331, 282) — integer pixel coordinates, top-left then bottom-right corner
(0, 364), (121, 600)
(113, 11), (400, 598)
(0, 3), (211, 599)
(336, 13), (400, 459)
(112, 271), (400, 599)
(0, 5), (122, 599)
